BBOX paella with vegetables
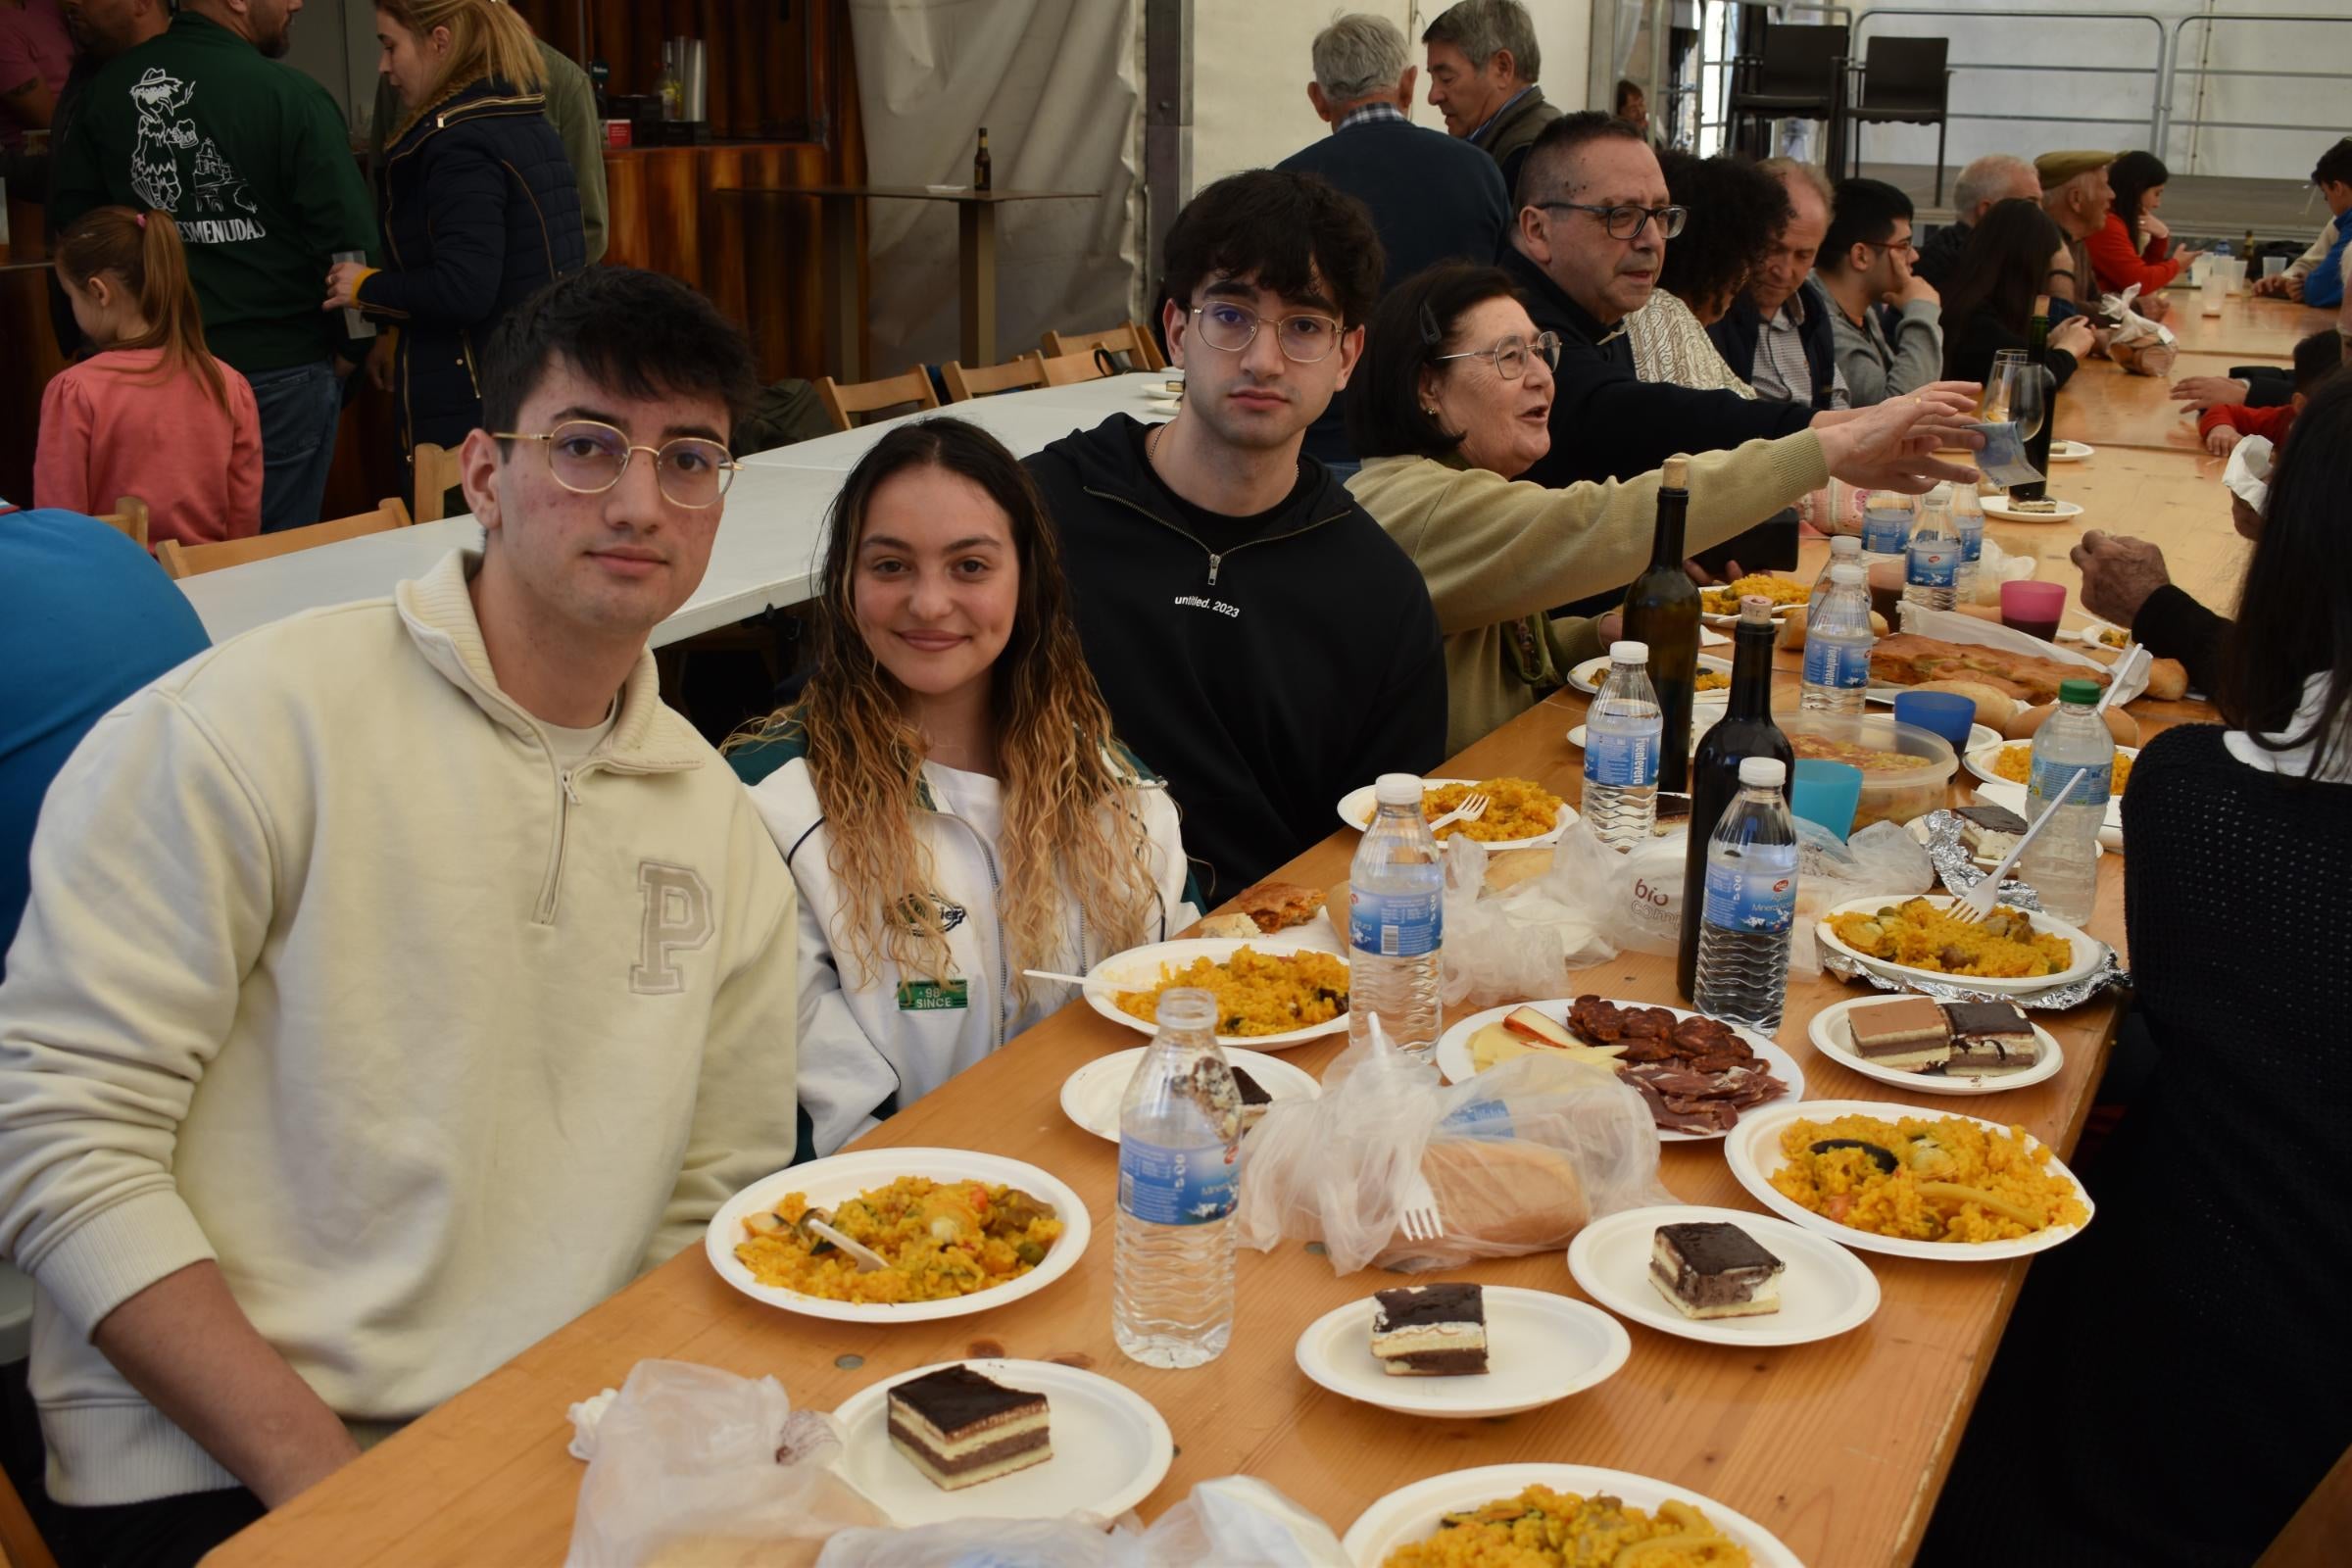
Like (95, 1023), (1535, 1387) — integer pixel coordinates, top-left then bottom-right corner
(734, 1176), (1063, 1303)
(1113, 946), (1349, 1037)
(1379, 1484), (1752, 1567)
(1769, 1113), (2087, 1244)
(1825, 898), (2075, 979)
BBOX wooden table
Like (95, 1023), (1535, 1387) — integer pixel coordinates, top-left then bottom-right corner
(1982, 442), (2247, 615)
(715, 185), (1095, 379)
(2057, 353), (2255, 454)
(2147, 289), (2333, 358)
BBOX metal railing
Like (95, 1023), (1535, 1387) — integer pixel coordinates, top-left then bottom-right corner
(2160, 13), (2352, 155)
(1854, 9), (2170, 152)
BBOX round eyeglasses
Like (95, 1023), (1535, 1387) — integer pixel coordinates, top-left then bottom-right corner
(1432, 329), (1561, 380)
(1536, 201), (1690, 242)
(1189, 301), (1345, 363)
(490, 419), (740, 509)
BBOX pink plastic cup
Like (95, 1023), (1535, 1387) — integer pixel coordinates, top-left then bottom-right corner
(2000, 579), (2067, 643)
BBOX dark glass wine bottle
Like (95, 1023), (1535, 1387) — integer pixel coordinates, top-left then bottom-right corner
(1678, 596), (1792, 1001)
(1622, 456), (1702, 793)
(974, 126), (993, 193)
(2013, 297), (2055, 502)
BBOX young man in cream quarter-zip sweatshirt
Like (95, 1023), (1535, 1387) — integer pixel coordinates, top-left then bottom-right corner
(0, 268), (799, 1568)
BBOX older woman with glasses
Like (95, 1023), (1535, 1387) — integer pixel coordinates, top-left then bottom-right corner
(1348, 262), (1977, 754)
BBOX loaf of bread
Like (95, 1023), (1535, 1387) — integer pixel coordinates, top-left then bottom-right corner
(2143, 657), (2188, 702)
(1375, 1138), (1592, 1265)
(1871, 634), (2109, 705)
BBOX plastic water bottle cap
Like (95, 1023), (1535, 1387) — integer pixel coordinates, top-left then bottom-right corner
(2058, 678), (2103, 707)
(1374, 772), (1425, 807)
(1610, 640), (1649, 663)
(1830, 563), (1865, 585)
(1829, 534), (1860, 555)
(1738, 758), (1787, 788)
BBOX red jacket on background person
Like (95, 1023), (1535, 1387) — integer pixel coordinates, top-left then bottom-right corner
(2086, 211), (2186, 297)
(2195, 401), (2295, 444)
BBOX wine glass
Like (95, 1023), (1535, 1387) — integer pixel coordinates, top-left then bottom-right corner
(1983, 353), (2046, 442)
(1978, 349), (2025, 423)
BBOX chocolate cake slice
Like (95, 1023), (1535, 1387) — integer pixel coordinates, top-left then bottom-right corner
(1651, 1222), (1786, 1320)
(1370, 1283), (1488, 1376)
(1955, 804), (2029, 860)
(1231, 1065), (1273, 1133)
(1845, 998), (1952, 1071)
(1940, 1001), (2039, 1074)
(886, 1365), (1052, 1491)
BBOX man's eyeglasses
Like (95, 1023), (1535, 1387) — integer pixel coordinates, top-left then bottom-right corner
(490, 419), (739, 509)
(1189, 301), (1345, 363)
(1536, 201), (1689, 241)
(1432, 330), (1561, 380)
(1862, 237), (1920, 258)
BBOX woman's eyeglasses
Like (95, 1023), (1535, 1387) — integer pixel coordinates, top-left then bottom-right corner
(489, 419), (739, 509)
(1432, 330), (1561, 380)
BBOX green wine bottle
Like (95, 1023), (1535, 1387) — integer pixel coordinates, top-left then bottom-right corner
(2014, 301), (2054, 502)
(1622, 456), (1703, 793)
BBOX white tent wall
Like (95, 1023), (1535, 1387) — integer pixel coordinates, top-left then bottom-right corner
(1835, 0), (2351, 186)
(848, 0), (1144, 373)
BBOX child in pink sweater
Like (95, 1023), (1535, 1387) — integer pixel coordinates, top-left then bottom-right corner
(35, 206), (262, 549)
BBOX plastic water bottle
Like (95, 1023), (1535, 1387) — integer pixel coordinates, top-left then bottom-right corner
(1808, 534), (1863, 623)
(1348, 773), (1444, 1056)
(1904, 484), (1960, 613)
(1113, 988), (1238, 1368)
(1859, 490), (1913, 568)
(1584, 639), (1663, 850)
(1801, 563), (1874, 715)
(1692, 758), (1798, 1031)
(2019, 678), (2114, 926)
(1952, 487), (1985, 604)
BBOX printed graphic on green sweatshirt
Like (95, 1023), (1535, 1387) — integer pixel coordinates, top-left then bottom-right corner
(631, 862), (713, 995)
(128, 66), (264, 242)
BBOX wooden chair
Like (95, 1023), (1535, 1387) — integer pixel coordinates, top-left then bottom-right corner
(93, 495), (149, 550)
(411, 441), (466, 523)
(940, 352), (1048, 402)
(813, 366), (940, 431)
(1035, 349), (1114, 388)
(155, 498), (414, 580)
(1040, 320), (1165, 372)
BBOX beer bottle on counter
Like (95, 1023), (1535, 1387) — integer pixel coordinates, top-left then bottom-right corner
(1678, 596), (1791, 1002)
(2012, 297), (2055, 502)
(974, 126), (993, 193)
(1622, 455), (1702, 793)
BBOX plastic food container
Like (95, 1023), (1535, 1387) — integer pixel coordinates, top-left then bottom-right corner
(1778, 713), (1957, 831)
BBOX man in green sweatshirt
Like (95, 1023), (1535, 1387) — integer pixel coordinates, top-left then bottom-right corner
(51, 0), (378, 533)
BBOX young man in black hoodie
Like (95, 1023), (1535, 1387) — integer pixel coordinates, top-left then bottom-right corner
(1025, 171), (1447, 902)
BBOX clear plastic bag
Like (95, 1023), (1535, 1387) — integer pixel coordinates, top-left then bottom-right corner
(565, 1361), (884, 1568)
(1234, 1027), (1672, 1275)
(810, 1475), (1348, 1567)
(1438, 832), (1617, 1013)
(1788, 818), (1936, 976)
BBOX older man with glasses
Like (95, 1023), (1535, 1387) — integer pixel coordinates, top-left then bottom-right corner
(1815, 176), (1944, 407)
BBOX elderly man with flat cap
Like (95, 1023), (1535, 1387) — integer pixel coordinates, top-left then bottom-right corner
(2037, 148), (2172, 322)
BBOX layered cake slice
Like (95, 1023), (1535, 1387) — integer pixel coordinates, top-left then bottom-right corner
(1230, 1065), (1274, 1134)
(1845, 997), (1953, 1072)
(886, 1365), (1052, 1491)
(1650, 1222), (1786, 1320)
(1369, 1283), (1488, 1376)
(1955, 804), (2028, 861)
(1941, 1001), (2040, 1074)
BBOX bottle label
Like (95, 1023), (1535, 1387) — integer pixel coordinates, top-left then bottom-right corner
(1438, 1098), (1513, 1139)
(1584, 718), (1662, 787)
(2029, 757), (2112, 810)
(1862, 509), (1910, 553)
(1702, 844), (1798, 933)
(1907, 539), (1958, 588)
(1802, 638), (1873, 690)
(1117, 1137), (1238, 1226)
(1349, 888), (1442, 957)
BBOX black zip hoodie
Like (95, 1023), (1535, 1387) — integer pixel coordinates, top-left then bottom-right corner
(1026, 415), (1447, 902)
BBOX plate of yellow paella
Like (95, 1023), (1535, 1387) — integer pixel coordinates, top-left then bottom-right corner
(1815, 893), (2105, 995)
(1334, 776), (1576, 851)
(707, 1148), (1092, 1321)
(1724, 1100), (2092, 1261)
(1083, 937), (1350, 1050)
(1343, 1461), (1803, 1567)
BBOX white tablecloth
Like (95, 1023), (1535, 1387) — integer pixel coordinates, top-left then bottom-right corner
(176, 373), (1179, 648)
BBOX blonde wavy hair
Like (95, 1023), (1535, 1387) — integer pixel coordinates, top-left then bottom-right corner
(738, 419), (1165, 1005)
(380, 0), (548, 138)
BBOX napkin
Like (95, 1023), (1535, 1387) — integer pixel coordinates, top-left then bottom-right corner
(2224, 433), (2274, 513)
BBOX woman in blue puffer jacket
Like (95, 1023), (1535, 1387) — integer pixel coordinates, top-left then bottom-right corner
(325, 0), (585, 464)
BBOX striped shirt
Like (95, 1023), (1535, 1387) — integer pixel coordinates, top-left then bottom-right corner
(1336, 101), (1408, 132)
(1748, 288), (1850, 410)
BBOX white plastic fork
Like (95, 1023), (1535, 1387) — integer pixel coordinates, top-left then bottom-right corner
(1395, 1167), (1446, 1244)
(1425, 793), (1490, 835)
(1953, 766), (2085, 924)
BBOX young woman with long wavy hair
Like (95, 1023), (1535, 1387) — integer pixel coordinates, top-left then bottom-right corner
(733, 418), (1195, 1157)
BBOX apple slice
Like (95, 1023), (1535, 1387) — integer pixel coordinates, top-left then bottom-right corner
(1502, 1005), (1577, 1048)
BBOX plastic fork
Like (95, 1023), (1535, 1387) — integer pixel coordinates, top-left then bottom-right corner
(2096, 646), (2146, 715)
(795, 1208), (890, 1273)
(1425, 793), (1490, 835)
(1953, 767), (2085, 925)
(1395, 1167), (1446, 1244)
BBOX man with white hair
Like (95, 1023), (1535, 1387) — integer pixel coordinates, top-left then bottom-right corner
(1914, 152), (2039, 291)
(1421, 0), (1557, 199)
(1279, 11), (1509, 467)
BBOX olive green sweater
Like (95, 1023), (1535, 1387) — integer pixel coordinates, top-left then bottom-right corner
(1348, 434), (1831, 756)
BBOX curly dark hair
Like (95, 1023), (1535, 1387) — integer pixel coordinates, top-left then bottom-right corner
(1161, 169), (1385, 328)
(1654, 149), (1792, 319)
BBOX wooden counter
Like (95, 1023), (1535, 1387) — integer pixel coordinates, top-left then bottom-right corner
(2152, 290), (2334, 358)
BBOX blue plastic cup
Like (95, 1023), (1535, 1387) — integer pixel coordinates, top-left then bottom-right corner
(1789, 760), (1865, 839)
(1894, 691), (1978, 752)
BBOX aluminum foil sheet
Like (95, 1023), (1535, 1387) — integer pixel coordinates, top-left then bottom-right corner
(1817, 811), (2131, 1009)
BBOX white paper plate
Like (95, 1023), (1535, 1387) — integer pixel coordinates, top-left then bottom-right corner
(1565, 1203), (1882, 1347)
(1434, 998), (1802, 1143)
(1807, 995), (2064, 1096)
(1058, 1046), (1319, 1142)
(708, 1149), (1091, 1322)
(1697, 585), (1805, 625)
(1815, 893), (2105, 995)
(1723, 1098), (2093, 1260)
(1566, 652), (1734, 698)
(2048, 439), (2094, 462)
(2059, 617), (2130, 649)
(1983, 495), (2084, 522)
(1083, 937), (1349, 1050)
(1343, 1462), (1804, 1567)
(830, 1358), (1172, 1525)
(1969, 774), (2125, 852)
(1293, 1287), (1630, 1418)
(1334, 778), (1576, 851)
(1965, 743), (2133, 835)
